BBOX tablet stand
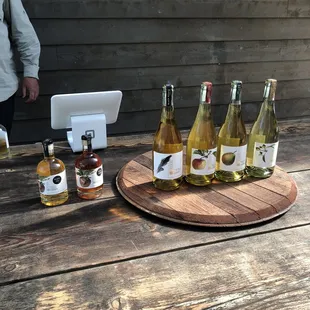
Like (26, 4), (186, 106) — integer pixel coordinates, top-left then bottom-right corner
(67, 114), (107, 152)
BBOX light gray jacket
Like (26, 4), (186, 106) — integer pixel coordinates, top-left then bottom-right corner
(0, 0), (40, 101)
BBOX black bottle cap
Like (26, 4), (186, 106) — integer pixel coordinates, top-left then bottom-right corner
(42, 138), (54, 157)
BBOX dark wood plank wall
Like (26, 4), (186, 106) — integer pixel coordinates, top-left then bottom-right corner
(11, 0), (310, 143)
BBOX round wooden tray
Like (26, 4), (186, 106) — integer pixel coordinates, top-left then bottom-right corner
(116, 151), (298, 227)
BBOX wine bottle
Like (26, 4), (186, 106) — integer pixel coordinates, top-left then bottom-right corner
(246, 79), (279, 178)
(152, 83), (183, 190)
(215, 80), (247, 182)
(185, 82), (217, 186)
(0, 124), (10, 159)
(36, 139), (68, 206)
(75, 135), (104, 199)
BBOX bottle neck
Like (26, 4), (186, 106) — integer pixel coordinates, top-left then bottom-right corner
(161, 84), (175, 121)
(261, 82), (276, 113)
(43, 143), (55, 159)
(230, 82), (242, 105)
(82, 139), (93, 153)
(200, 83), (212, 105)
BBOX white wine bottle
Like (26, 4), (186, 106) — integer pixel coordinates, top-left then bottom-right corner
(215, 81), (247, 182)
(152, 83), (183, 190)
(246, 79), (279, 178)
(185, 82), (217, 186)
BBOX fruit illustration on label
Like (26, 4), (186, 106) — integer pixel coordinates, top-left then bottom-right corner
(38, 181), (45, 193)
(38, 176), (47, 193)
(192, 149), (216, 170)
(192, 158), (206, 170)
(76, 169), (93, 187)
(222, 151), (236, 166)
(256, 144), (274, 163)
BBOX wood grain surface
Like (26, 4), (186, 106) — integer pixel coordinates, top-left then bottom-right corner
(116, 151), (298, 227)
(0, 119), (309, 309)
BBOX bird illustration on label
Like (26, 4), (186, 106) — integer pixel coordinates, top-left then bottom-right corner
(157, 155), (172, 173)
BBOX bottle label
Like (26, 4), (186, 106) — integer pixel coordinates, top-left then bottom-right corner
(190, 147), (217, 175)
(219, 145), (247, 171)
(75, 165), (104, 189)
(253, 141), (279, 168)
(38, 170), (68, 196)
(153, 151), (183, 180)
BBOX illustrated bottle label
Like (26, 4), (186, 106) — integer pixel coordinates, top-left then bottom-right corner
(253, 141), (279, 168)
(190, 147), (217, 175)
(219, 145), (247, 171)
(75, 165), (104, 189)
(38, 170), (68, 195)
(153, 151), (183, 180)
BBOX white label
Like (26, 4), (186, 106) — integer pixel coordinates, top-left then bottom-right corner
(253, 141), (279, 168)
(219, 144), (247, 171)
(190, 147), (217, 175)
(75, 165), (104, 189)
(153, 151), (183, 180)
(38, 170), (68, 195)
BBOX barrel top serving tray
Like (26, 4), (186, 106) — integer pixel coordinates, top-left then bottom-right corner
(116, 151), (298, 227)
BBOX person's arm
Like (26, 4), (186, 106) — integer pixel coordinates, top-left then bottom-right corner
(4, 0), (41, 103)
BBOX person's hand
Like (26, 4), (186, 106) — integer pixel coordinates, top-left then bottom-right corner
(22, 77), (39, 103)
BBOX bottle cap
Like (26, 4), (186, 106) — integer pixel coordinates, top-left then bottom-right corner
(201, 81), (212, 103)
(42, 138), (54, 157)
(264, 79), (277, 100)
(163, 82), (174, 106)
(230, 80), (242, 102)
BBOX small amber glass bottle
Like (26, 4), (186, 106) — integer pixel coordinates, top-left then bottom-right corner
(75, 135), (104, 199)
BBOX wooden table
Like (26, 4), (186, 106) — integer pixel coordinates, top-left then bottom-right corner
(1, 118), (310, 310)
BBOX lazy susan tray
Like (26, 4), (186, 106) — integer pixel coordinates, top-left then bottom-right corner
(116, 151), (298, 227)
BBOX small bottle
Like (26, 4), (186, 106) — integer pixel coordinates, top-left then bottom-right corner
(37, 139), (68, 206)
(215, 81), (247, 182)
(246, 79), (279, 178)
(75, 135), (104, 199)
(185, 82), (217, 186)
(152, 83), (183, 191)
(0, 124), (10, 159)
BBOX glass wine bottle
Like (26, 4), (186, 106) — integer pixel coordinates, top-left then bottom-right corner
(185, 82), (217, 186)
(36, 139), (69, 206)
(152, 83), (183, 191)
(75, 135), (104, 199)
(0, 124), (10, 159)
(246, 79), (279, 178)
(215, 80), (247, 182)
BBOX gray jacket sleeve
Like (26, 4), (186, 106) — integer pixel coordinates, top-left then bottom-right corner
(4, 0), (41, 79)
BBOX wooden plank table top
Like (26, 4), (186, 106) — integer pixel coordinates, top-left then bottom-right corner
(1, 118), (310, 310)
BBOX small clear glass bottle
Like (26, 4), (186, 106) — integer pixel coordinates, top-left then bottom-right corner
(75, 135), (104, 199)
(36, 139), (69, 206)
(0, 124), (10, 159)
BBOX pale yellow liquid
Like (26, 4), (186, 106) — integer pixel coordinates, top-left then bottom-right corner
(0, 139), (10, 159)
(185, 104), (216, 186)
(152, 107), (183, 191)
(37, 157), (68, 206)
(215, 104), (247, 182)
(246, 99), (279, 178)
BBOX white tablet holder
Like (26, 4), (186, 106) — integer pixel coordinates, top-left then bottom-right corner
(51, 91), (122, 153)
(67, 113), (107, 152)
